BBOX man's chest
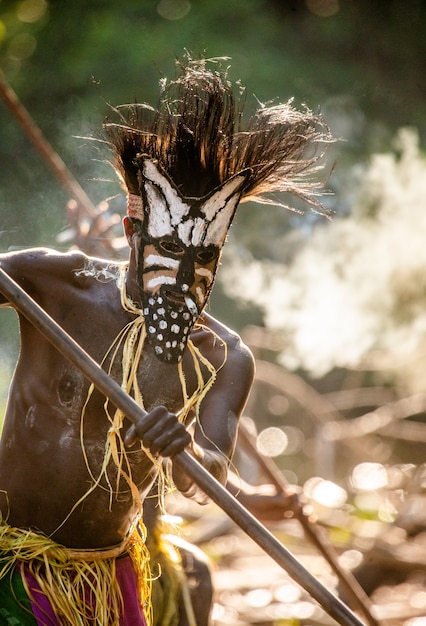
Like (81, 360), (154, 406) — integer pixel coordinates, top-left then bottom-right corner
(50, 283), (211, 414)
(106, 345), (200, 414)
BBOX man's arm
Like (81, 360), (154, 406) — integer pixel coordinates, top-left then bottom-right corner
(226, 472), (301, 522)
(124, 315), (255, 503)
(172, 316), (256, 501)
(0, 248), (51, 307)
(0, 248), (87, 307)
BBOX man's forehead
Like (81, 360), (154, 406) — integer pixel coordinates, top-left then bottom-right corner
(143, 159), (190, 232)
(130, 158), (244, 248)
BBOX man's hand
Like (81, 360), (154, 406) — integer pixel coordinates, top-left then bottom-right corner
(125, 405), (192, 457)
(226, 473), (303, 522)
(59, 199), (125, 257)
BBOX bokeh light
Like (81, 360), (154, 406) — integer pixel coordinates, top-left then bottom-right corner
(338, 549), (363, 570)
(245, 588), (273, 608)
(256, 427), (288, 457)
(350, 462), (388, 491)
(273, 583), (302, 604)
(16, 0), (47, 23)
(406, 618), (426, 626)
(7, 33), (36, 61)
(306, 0), (340, 17)
(267, 394), (289, 415)
(304, 476), (347, 508)
(281, 426), (304, 455)
(157, 0), (191, 20)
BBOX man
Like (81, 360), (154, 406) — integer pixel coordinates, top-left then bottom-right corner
(0, 58), (331, 624)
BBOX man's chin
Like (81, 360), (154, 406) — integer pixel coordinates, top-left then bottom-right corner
(149, 336), (188, 363)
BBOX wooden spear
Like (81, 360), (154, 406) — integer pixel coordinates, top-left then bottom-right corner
(0, 267), (368, 626)
(0, 72), (373, 625)
(0, 73), (98, 219)
(237, 422), (380, 626)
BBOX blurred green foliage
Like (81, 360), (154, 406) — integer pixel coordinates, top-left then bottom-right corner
(1, 12), (425, 611)
(0, 0), (425, 361)
(1, 0), (424, 236)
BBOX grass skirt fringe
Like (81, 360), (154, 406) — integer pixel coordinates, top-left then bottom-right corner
(0, 519), (152, 626)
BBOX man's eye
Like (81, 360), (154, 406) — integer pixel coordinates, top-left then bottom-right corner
(196, 249), (217, 264)
(159, 240), (185, 255)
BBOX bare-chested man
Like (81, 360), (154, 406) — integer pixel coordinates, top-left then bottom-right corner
(0, 58), (331, 625)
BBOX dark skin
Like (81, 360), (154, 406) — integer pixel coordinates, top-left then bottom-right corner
(0, 218), (255, 550)
(54, 206), (289, 626)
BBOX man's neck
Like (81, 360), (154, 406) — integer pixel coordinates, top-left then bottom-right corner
(124, 257), (142, 309)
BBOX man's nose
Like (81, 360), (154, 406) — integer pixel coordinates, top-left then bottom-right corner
(177, 255), (195, 290)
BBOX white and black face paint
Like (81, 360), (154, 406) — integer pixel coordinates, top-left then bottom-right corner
(130, 158), (244, 363)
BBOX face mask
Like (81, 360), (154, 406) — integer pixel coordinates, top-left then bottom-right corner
(128, 158), (244, 363)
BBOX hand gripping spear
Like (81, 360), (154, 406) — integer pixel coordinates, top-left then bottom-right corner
(0, 267), (370, 626)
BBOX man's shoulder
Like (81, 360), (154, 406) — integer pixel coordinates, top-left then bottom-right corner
(0, 246), (86, 270)
(196, 312), (255, 366)
(193, 313), (256, 393)
(0, 247), (114, 277)
(197, 311), (237, 339)
(0, 247), (121, 295)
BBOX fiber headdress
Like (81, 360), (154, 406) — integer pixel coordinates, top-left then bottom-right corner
(105, 56), (332, 211)
(104, 57), (332, 362)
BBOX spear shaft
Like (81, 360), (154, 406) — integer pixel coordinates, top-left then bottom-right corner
(238, 422), (379, 626)
(0, 267), (367, 626)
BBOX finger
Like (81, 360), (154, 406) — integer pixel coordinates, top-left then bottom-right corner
(124, 407), (166, 448)
(124, 405), (178, 448)
(125, 424), (137, 447)
(155, 433), (191, 458)
(149, 428), (192, 457)
(141, 413), (178, 448)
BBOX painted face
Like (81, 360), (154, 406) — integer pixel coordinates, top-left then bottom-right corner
(129, 158), (244, 363)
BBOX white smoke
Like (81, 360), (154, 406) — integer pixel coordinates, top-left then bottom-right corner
(222, 128), (426, 387)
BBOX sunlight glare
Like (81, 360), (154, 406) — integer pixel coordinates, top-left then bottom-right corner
(292, 601), (316, 619)
(244, 588), (273, 608)
(273, 583), (302, 603)
(350, 462), (388, 491)
(305, 477), (347, 507)
(406, 618), (426, 626)
(410, 592), (426, 610)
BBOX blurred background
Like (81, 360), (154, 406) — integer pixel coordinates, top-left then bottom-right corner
(1, 1), (426, 624)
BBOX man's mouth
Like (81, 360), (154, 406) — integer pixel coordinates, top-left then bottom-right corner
(163, 289), (198, 316)
(164, 289), (186, 305)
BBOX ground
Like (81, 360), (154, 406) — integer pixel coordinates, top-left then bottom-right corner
(165, 492), (426, 626)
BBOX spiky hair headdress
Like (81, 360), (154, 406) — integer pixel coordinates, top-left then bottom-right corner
(103, 57), (333, 215)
